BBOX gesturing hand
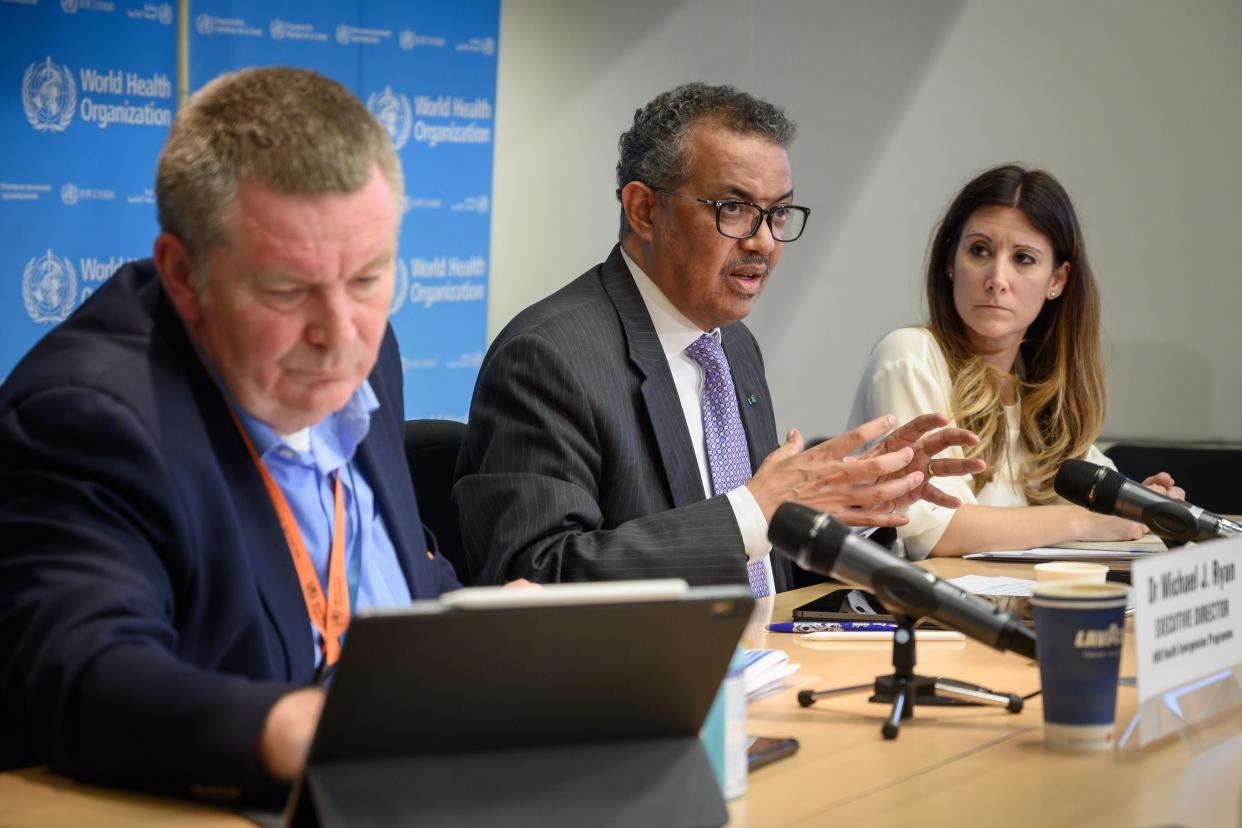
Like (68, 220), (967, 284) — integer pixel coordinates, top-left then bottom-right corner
(747, 416), (916, 527)
(746, 414), (988, 528)
(857, 413), (986, 511)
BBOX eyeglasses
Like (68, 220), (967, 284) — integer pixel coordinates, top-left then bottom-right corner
(650, 186), (811, 242)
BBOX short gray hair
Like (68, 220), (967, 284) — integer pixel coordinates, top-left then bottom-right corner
(615, 82), (796, 239)
(155, 66), (404, 289)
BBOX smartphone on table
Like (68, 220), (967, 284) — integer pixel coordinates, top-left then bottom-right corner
(792, 588), (946, 628)
(747, 736), (799, 771)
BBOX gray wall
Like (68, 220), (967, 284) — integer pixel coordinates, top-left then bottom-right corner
(491, 0), (1242, 443)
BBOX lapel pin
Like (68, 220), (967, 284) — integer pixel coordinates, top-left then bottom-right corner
(426, 550), (435, 560)
(747, 394), (758, 405)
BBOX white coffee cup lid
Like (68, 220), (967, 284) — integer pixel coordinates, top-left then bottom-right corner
(1034, 561), (1109, 583)
(1031, 580), (1128, 607)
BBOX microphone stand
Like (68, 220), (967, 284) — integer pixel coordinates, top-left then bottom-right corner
(796, 612), (1024, 740)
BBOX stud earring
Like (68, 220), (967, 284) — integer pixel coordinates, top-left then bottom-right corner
(1049, 291), (1058, 298)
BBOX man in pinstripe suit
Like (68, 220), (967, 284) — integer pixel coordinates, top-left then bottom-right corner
(455, 84), (983, 591)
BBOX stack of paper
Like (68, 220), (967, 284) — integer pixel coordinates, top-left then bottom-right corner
(742, 649), (800, 702)
(948, 575), (1036, 596)
(1053, 536), (1168, 553)
(948, 574), (1134, 611)
(964, 535), (1167, 563)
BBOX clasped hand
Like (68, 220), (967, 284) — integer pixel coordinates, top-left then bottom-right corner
(1083, 471), (1186, 540)
(747, 414), (986, 527)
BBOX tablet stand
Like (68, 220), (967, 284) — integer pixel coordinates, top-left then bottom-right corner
(796, 614), (1024, 739)
(287, 736), (726, 828)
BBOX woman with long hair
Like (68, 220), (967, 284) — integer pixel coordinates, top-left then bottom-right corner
(848, 164), (1181, 558)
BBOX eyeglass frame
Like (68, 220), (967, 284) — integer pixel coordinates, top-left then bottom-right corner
(647, 185), (811, 242)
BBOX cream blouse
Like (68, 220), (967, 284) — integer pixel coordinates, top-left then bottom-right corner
(847, 327), (1114, 559)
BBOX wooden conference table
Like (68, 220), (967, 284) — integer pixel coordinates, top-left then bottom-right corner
(2, 559), (1240, 827)
(732, 558), (1242, 828)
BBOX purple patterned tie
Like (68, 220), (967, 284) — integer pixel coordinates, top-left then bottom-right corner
(685, 333), (769, 597)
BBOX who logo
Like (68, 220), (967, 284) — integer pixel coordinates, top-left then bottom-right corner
(23, 250), (78, 324)
(367, 86), (412, 151)
(22, 57), (77, 133)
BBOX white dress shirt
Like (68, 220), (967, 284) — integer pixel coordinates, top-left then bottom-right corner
(620, 247), (776, 595)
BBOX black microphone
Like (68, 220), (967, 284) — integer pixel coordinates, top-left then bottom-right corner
(1054, 459), (1241, 546)
(768, 503), (1037, 659)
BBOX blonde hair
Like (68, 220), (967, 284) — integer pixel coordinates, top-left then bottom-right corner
(925, 165), (1107, 504)
(155, 66), (403, 285)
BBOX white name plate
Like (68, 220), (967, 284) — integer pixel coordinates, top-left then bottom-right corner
(1132, 536), (1242, 709)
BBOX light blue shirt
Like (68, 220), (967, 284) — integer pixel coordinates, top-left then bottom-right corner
(235, 382), (411, 664)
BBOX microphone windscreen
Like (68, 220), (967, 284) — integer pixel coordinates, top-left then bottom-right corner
(768, 502), (821, 555)
(768, 502), (850, 574)
(1054, 459), (1124, 513)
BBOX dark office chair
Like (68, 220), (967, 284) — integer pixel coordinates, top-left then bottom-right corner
(403, 418), (471, 584)
(1104, 443), (1242, 515)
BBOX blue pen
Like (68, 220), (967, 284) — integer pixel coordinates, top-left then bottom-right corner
(767, 621), (897, 633)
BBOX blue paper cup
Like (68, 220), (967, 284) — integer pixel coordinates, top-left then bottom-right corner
(1030, 581), (1128, 752)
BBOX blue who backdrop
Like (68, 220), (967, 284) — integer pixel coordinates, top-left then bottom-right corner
(1, 0), (499, 422)
(190, 0), (498, 421)
(0, 0), (176, 383)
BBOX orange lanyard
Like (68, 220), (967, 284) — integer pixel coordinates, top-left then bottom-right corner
(226, 408), (350, 666)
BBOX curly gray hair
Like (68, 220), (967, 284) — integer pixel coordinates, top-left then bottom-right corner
(615, 82), (796, 239)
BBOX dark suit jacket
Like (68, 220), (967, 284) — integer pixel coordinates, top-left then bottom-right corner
(455, 245), (795, 590)
(0, 260), (459, 803)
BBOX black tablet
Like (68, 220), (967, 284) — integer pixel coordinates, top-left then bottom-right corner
(287, 582), (754, 828)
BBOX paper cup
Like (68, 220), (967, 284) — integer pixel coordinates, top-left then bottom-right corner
(1030, 581), (1128, 752)
(1033, 561), (1109, 584)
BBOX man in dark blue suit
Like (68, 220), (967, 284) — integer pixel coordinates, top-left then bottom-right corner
(0, 67), (459, 805)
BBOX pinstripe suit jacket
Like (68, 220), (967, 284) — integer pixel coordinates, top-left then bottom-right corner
(455, 245), (795, 589)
